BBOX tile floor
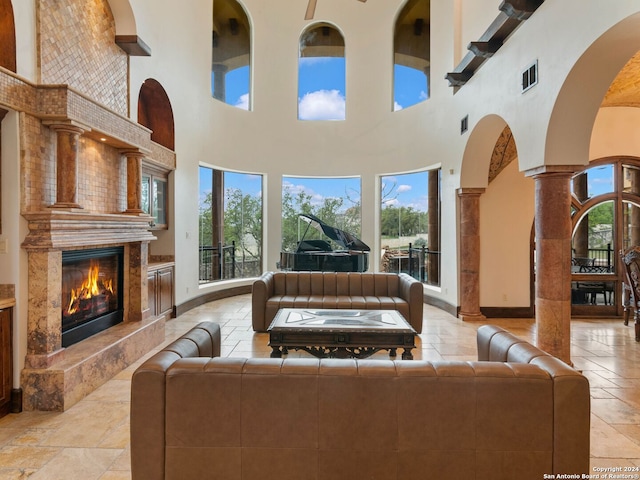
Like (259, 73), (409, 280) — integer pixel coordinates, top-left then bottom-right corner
(1, 294), (640, 479)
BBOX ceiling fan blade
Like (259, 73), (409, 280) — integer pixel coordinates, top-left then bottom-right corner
(357, 0), (367, 2)
(305, 0), (317, 19)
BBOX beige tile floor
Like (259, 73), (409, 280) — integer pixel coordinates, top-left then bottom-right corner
(1, 294), (640, 479)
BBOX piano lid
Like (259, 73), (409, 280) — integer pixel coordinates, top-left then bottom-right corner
(298, 214), (370, 252)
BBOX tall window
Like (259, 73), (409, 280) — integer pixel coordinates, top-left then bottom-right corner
(393, 0), (430, 110)
(199, 166), (263, 283)
(380, 168), (440, 285)
(212, 0), (251, 110)
(298, 24), (346, 120)
(281, 176), (361, 252)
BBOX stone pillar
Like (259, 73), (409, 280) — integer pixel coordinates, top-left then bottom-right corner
(527, 167), (576, 364)
(48, 123), (85, 209)
(457, 188), (486, 322)
(123, 150), (145, 214)
(212, 64), (228, 102)
(24, 250), (64, 366)
(126, 241), (149, 322)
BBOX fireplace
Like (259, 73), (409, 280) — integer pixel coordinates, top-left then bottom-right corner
(61, 247), (124, 347)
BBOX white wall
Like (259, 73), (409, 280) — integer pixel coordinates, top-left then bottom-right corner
(479, 160), (535, 307)
(11, 0), (37, 81)
(0, 111), (28, 385)
(124, 0), (640, 311)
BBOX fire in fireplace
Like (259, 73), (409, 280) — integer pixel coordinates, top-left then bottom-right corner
(61, 247), (124, 347)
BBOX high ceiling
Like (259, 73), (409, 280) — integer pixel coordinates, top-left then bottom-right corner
(602, 50), (640, 107)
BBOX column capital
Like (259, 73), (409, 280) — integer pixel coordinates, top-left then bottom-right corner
(42, 120), (88, 135)
(120, 149), (146, 159)
(457, 187), (485, 196)
(524, 165), (583, 178)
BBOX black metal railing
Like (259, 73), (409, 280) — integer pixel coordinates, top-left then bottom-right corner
(384, 243), (440, 285)
(199, 242), (236, 283)
(199, 242), (262, 283)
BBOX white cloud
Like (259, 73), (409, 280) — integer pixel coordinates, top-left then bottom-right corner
(394, 101), (403, 111)
(397, 184), (412, 193)
(298, 89), (345, 121)
(419, 90), (429, 100)
(298, 57), (333, 67)
(383, 198), (399, 207)
(235, 93), (249, 110)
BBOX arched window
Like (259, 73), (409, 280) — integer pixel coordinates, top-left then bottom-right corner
(393, 0), (430, 111)
(212, 0), (251, 110)
(570, 158), (640, 315)
(298, 24), (346, 121)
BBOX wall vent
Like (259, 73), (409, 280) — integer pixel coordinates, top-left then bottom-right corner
(522, 60), (538, 92)
(460, 115), (468, 134)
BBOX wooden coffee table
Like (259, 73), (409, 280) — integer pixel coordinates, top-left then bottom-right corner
(268, 308), (416, 360)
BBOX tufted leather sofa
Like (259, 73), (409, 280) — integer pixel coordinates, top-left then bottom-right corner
(130, 322), (590, 480)
(251, 271), (424, 333)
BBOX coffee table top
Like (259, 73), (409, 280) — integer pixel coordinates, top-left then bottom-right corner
(268, 308), (415, 333)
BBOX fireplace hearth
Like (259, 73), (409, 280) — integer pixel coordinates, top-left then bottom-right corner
(61, 247), (124, 347)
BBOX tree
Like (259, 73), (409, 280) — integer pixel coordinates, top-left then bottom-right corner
(224, 187), (262, 260)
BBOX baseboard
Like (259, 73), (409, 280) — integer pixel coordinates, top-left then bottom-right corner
(11, 388), (22, 413)
(423, 293), (457, 317)
(480, 306), (534, 318)
(175, 285), (252, 317)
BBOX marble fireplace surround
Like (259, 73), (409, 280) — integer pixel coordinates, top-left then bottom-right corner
(20, 210), (164, 411)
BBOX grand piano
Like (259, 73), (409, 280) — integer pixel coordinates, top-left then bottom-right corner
(279, 213), (370, 272)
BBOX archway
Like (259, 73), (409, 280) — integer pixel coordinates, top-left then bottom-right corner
(459, 115), (533, 319)
(0, 0), (16, 72)
(137, 79), (175, 150)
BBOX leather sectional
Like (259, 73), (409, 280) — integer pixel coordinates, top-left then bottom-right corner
(130, 322), (590, 480)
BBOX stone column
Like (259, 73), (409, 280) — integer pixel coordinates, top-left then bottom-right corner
(527, 167), (576, 364)
(123, 150), (145, 214)
(48, 123), (85, 209)
(457, 188), (486, 322)
(126, 241), (149, 322)
(24, 250), (64, 366)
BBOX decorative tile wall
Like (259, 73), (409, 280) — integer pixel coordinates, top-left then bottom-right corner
(38, 0), (128, 116)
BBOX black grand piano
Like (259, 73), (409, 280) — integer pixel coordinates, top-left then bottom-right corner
(279, 213), (370, 272)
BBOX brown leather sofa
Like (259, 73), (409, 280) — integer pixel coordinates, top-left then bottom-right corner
(251, 271), (424, 333)
(130, 322), (590, 480)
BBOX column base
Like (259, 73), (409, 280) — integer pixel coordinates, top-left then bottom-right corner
(458, 311), (487, 322)
(49, 202), (83, 210)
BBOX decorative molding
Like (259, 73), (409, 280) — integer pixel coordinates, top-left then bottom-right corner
(115, 35), (152, 56)
(21, 211), (156, 250)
